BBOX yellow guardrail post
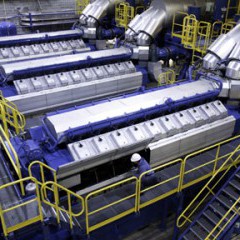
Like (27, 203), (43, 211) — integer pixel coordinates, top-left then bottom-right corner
(178, 157), (186, 192)
(85, 177), (138, 234)
(0, 204), (8, 237)
(212, 144), (221, 174)
(0, 177), (43, 237)
(54, 183), (61, 225)
(41, 181), (85, 229)
(0, 104), (8, 138)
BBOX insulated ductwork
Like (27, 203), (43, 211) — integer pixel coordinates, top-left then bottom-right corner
(79, 0), (124, 28)
(203, 24), (240, 70)
(125, 0), (210, 46)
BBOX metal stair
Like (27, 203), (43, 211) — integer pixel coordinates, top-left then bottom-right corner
(179, 167), (240, 240)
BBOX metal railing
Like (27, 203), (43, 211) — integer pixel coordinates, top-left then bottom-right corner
(115, 2), (134, 29)
(138, 158), (183, 209)
(28, 160), (57, 186)
(0, 135), (239, 236)
(0, 125), (24, 195)
(181, 14), (198, 49)
(158, 69), (176, 86)
(41, 181), (84, 230)
(85, 176), (138, 234)
(207, 196), (240, 239)
(225, 0), (240, 23)
(172, 11), (189, 39)
(179, 135), (240, 190)
(0, 91), (25, 138)
(0, 177), (43, 237)
(210, 21), (223, 40)
(177, 143), (240, 228)
(221, 22), (236, 34)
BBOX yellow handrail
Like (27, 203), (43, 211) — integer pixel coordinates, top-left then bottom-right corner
(0, 91), (25, 138)
(0, 125), (24, 195)
(41, 181), (84, 229)
(115, 2), (134, 29)
(221, 22), (236, 34)
(28, 160), (57, 186)
(85, 176), (138, 234)
(225, 0), (240, 22)
(210, 21), (223, 41)
(158, 69), (176, 86)
(0, 134), (237, 236)
(177, 143), (240, 228)
(181, 14), (198, 49)
(179, 135), (240, 191)
(172, 11), (189, 39)
(0, 177), (43, 237)
(207, 196), (240, 239)
(84, 135), (240, 234)
(138, 158), (183, 210)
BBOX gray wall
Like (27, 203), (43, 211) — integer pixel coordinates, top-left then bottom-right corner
(0, 0), (77, 33)
(0, 0), (76, 17)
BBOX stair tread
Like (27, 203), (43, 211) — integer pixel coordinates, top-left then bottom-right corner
(223, 186), (239, 201)
(203, 209), (226, 228)
(191, 225), (208, 240)
(229, 179), (240, 191)
(197, 217), (217, 237)
(235, 173), (240, 179)
(183, 231), (200, 240)
(209, 202), (229, 219)
(216, 194), (234, 209)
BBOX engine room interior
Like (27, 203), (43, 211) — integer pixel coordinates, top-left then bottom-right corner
(0, 0), (240, 239)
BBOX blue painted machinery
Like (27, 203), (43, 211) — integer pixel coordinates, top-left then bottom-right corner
(9, 73), (239, 189)
(0, 1), (240, 239)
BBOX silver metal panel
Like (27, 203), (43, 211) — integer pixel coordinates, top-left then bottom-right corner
(149, 116), (235, 165)
(14, 61), (136, 94)
(9, 71), (142, 114)
(44, 79), (219, 142)
(64, 101), (230, 179)
(0, 30), (82, 43)
(0, 47), (132, 80)
(203, 24), (240, 69)
(229, 80), (240, 99)
(58, 174), (81, 189)
(0, 39), (87, 63)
